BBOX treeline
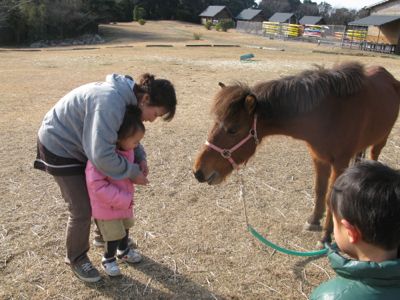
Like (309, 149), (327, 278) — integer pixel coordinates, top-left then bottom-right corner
(0, 0), (367, 45)
(0, 0), (135, 44)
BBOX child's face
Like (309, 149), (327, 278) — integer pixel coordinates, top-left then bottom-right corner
(118, 130), (144, 151)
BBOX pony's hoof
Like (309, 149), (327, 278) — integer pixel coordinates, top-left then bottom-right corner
(316, 240), (325, 249)
(303, 222), (322, 232)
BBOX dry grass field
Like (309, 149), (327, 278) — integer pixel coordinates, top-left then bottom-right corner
(1, 21), (400, 300)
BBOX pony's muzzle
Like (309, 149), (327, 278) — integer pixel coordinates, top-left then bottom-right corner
(193, 169), (206, 183)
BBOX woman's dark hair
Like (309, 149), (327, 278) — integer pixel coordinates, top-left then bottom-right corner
(134, 73), (177, 121)
(118, 105), (145, 141)
(330, 160), (400, 250)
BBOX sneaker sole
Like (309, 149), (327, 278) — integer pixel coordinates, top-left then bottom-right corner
(119, 258), (142, 264)
(102, 267), (122, 277)
(73, 271), (102, 283)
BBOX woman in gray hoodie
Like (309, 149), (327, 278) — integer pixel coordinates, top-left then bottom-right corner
(34, 73), (176, 282)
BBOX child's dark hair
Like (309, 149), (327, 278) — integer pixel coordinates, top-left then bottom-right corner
(330, 160), (400, 250)
(133, 73), (176, 121)
(118, 105), (145, 141)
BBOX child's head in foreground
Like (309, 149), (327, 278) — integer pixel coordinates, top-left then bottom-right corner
(117, 105), (145, 151)
(330, 160), (400, 261)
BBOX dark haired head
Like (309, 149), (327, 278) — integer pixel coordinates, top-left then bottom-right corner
(133, 73), (177, 121)
(118, 105), (145, 141)
(330, 160), (400, 250)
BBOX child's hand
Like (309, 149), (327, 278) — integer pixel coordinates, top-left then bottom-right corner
(139, 161), (149, 177)
(132, 172), (149, 185)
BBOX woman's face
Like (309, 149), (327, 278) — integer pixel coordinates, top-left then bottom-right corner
(140, 95), (167, 122)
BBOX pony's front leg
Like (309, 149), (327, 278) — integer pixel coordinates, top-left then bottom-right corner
(321, 159), (350, 244)
(304, 158), (331, 231)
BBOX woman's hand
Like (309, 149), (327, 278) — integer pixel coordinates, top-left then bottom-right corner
(139, 160), (149, 177)
(132, 172), (149, 185)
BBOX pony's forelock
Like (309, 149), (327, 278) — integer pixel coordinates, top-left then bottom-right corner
(211, 82), (251, 121)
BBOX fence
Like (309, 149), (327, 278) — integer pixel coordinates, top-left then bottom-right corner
(235, 20), (264, 36)
(236, 21), (399, 54)
(236, 21), (346, 46)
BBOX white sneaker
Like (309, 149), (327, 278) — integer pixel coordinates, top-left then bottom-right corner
(117, 248), (142, 263)
(101, 257), (121, 277)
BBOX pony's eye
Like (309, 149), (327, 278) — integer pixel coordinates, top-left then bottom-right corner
(226, 127), (238, 135)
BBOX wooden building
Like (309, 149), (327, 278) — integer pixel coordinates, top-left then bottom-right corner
(268, 12), (297, 24)
(366, 0), (400, 15)
(348, 0), (400, 53)
(236, 9), (264, 22)
(199, 6), (233, 25)
(299, 16), (325, 25)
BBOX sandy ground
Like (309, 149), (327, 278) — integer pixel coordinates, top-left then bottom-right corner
(0, 21), (400, 299)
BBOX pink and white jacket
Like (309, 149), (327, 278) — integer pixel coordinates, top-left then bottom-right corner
(86, 149), (135, 220)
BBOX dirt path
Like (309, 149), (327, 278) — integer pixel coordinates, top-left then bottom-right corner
(1, 21), (399, 300)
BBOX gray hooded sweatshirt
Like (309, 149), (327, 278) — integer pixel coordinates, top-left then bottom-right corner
(38, 74), (145, 180)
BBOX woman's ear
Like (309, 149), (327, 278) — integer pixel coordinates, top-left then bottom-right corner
(139, 94), (150, 107)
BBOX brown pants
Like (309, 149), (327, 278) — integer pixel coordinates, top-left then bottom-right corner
(54, 174), (91, 264)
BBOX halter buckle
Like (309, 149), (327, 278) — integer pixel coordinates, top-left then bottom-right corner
(250, 129), (259, 145)
(221, 149), (232, 158)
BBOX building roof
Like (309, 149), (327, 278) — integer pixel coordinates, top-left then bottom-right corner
(236, 9), (263, 20)
(199, 6), (226, 17)
(269, 12), (294, 23)
(349, 14), (400, 26)
(364, 0), (391, 9)
(299, 16), (323, 25)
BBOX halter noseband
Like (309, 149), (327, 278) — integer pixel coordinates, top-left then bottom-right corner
(205, 115), (259, 170)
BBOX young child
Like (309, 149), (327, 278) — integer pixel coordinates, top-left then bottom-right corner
(85, 105), (147, 277)
(310, 160), (400, 299)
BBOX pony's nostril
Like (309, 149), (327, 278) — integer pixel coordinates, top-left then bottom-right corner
(194, 170), (205, 182)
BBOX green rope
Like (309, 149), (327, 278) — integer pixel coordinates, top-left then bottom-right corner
(248, 225), (330, 257)
(238, 171), (330, 257)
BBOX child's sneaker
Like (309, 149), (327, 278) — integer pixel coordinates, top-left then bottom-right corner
(117, 248), (142, 263)
(101, 257), (121, 277)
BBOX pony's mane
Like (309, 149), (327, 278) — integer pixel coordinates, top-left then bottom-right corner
(252, 62), (366, 117)
(211, 62), (367, 120)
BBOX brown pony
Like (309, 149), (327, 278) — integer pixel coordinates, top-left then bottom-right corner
(193, 62), (400, 243)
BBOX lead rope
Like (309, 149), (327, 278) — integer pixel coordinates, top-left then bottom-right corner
(237, 170), (331, 257)
(238, 169), (249, 227)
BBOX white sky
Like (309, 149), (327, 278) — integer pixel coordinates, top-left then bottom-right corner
(322, 0), (381, 9)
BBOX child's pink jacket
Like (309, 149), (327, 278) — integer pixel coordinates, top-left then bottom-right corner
(86, 149), (135, 220)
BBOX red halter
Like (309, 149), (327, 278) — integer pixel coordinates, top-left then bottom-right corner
(205, 115), (259, 170)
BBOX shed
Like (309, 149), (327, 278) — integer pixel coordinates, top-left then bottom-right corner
(349, 14), (400, 44)
(199, 5), (233, 25)
(299, 16), (325, 25)
(236, 9), (264, 22)
(268, 12), (297, 24)
(365, 0), (400, 15)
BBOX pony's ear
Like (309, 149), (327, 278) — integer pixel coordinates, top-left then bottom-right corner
(245, 94), (256, 114)
(218, 82), (226, 88)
